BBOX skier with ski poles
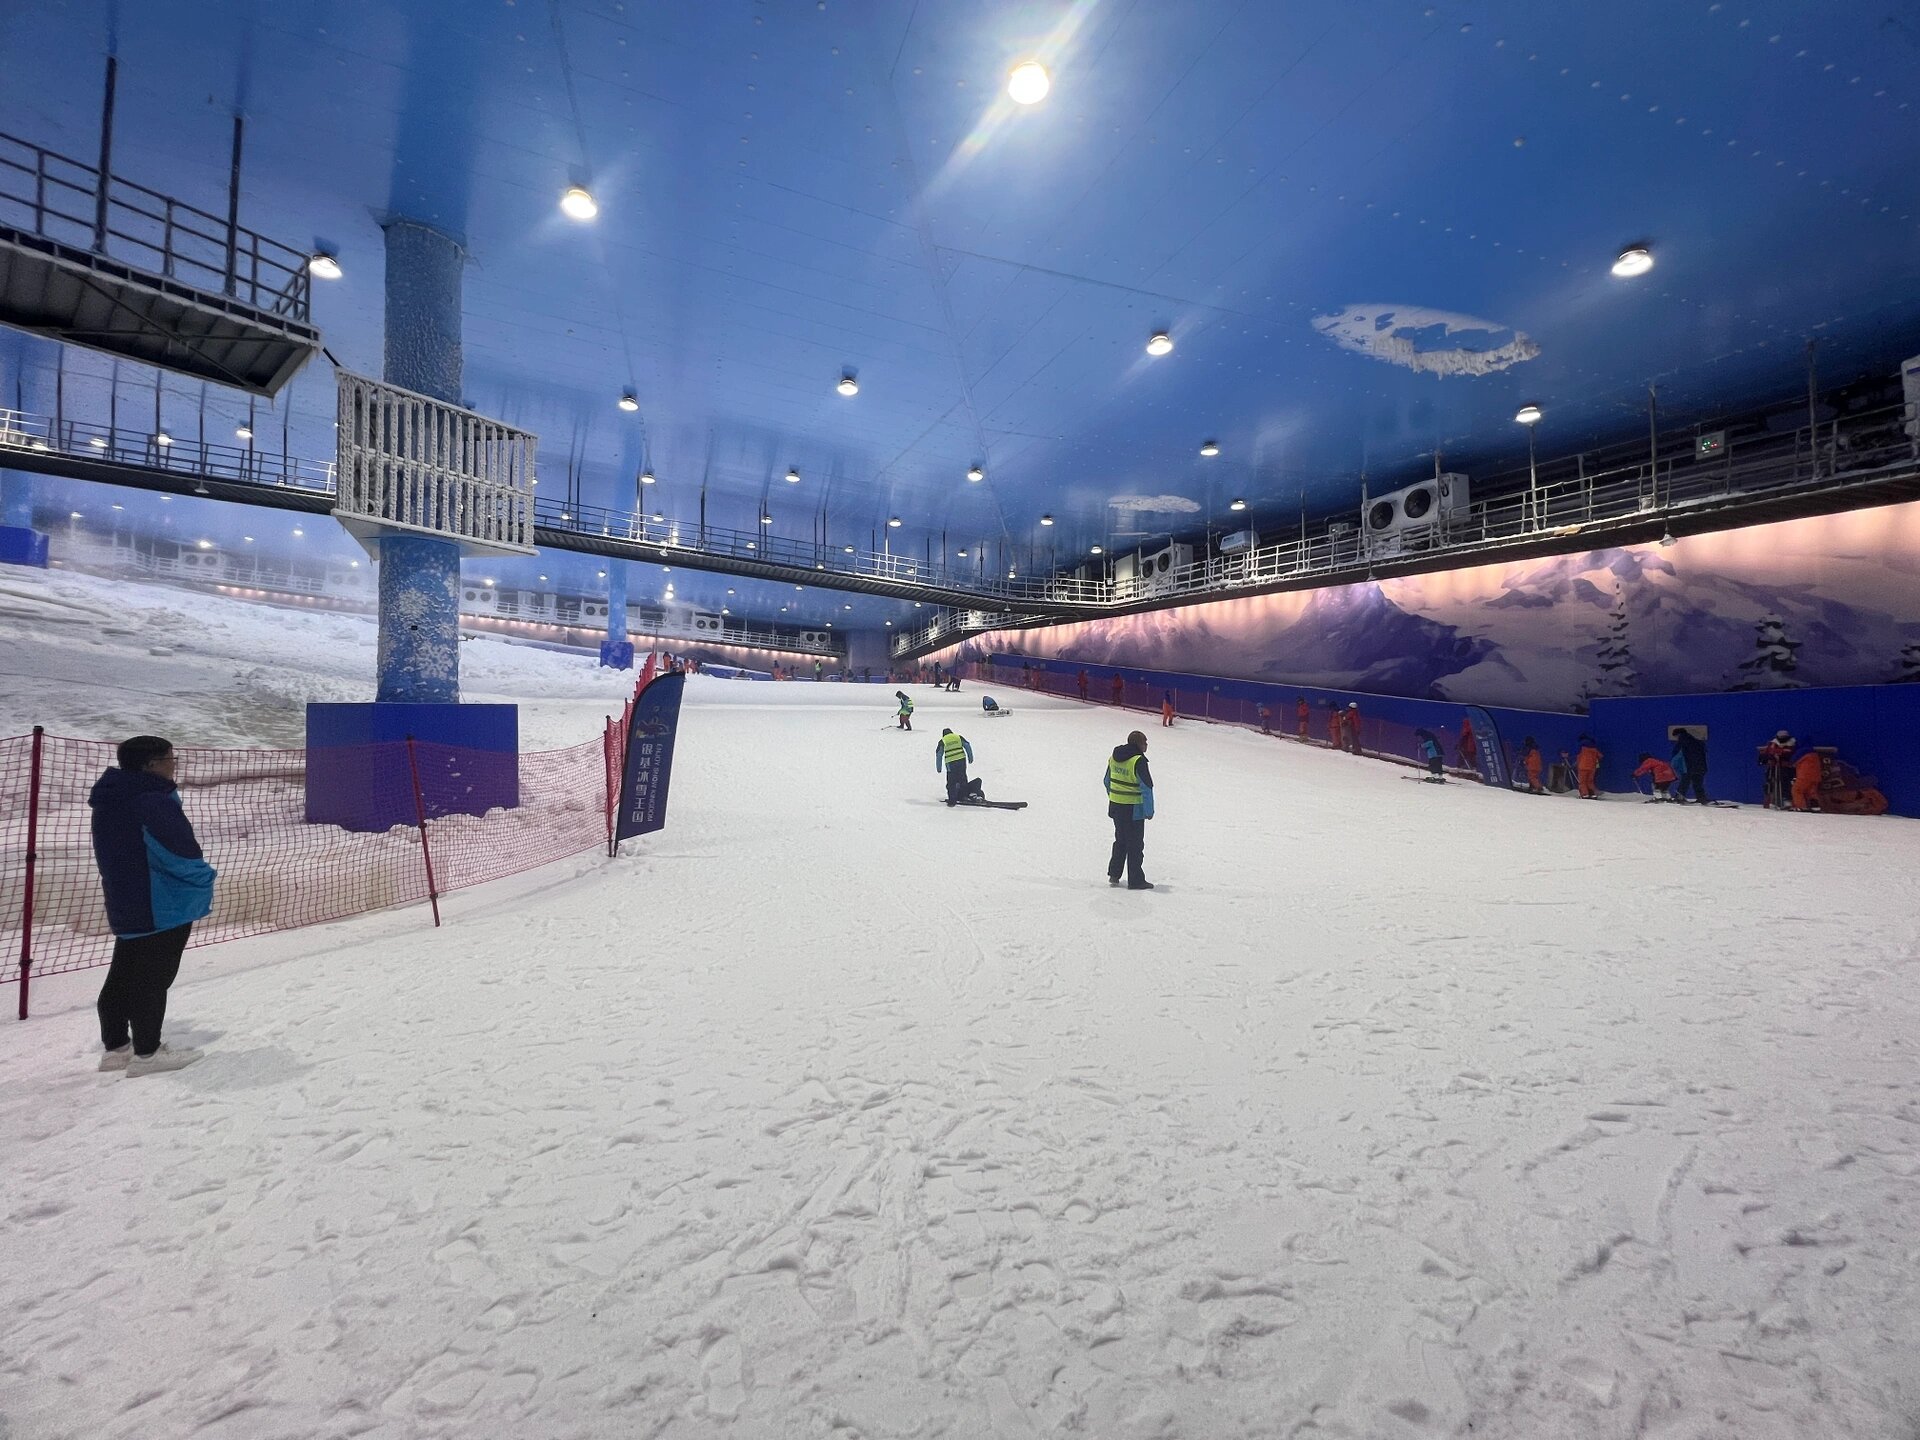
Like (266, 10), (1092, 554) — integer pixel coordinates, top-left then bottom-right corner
(894, 691), (915, 731)
(1633, 752), (1678, 802)
(1413, 728), (1444, 782)
(936, 728), (983, 805)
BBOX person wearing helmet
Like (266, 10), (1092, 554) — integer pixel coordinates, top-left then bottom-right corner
(894, 691), (914, 731)
(1575, 734), (1604, 799)
(1758, 730), (1796, 809)
(1344, 701), (1363, 755)
(1103, 729), (1156, 890)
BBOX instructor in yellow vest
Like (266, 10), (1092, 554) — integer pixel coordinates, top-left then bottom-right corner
(937, 728), (982, 805)
(1103, 729), (1155, 890)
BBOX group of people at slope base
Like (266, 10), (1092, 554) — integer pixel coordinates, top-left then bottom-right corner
(86, 735), (217, 1077)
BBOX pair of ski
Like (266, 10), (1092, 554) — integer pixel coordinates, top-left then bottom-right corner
(943, 797), (1028, 811)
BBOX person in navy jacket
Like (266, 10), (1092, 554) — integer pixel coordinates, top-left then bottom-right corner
(89, 735), (216, 1076)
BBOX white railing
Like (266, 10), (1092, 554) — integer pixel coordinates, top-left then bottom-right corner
(333, 372), (534, 554)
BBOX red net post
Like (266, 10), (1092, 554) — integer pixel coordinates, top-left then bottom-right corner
(405, 738), (442, 928)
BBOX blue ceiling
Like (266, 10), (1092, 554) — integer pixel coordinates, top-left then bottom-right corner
(4, 0), (1919, 629)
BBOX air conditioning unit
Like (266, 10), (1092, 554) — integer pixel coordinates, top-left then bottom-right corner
(1112, 552), (1139, 583)
(1217, 529), (1259, 554)
(1363, 474), (1469, 554)
(691, 610), (724, 633)
(799, 629), (831, 646)
(1138, 542), (1195, 594)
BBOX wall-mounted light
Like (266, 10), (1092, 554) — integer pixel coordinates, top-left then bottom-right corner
(1659, 529), (1676, 547)
(843, 544), (855, 553)
(1229, 497), (1247, 511)
(236, 425), (253, 441)
(1090, 544), (1103, 554)
(1199, 440), (1220, 457)
(957, 549), (968, 558)
(888, 516), (902, 528)
(639, 469), (655, 484)
(560, 185), (599, 221)
(967, 465), (984, 483)
(308, 251), (342, 280)
(1146, 331), (1173, 356)
(618, 390), (640, 412)
(1612, 245), (1654, 278)
(1039, 514), (1054, 526)
(1514, 403), (1543, 425)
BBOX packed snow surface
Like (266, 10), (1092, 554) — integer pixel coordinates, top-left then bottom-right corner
(3, 569), (1920, 1439)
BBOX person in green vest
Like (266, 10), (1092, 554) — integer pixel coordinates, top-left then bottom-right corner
(894, 690), (915, 730)
(1103, 729), (1155, 890)
(936, 728), (982, 805)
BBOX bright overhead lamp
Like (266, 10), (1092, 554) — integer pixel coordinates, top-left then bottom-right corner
(1039, 514), (1055, 526)
(639, 469), (655, 484)
(29, 439), (48, 451)
(235, 424), (253, 440)
(89, 436), (108, 448)
(243, 535), (254, 543)
(967, 464), (984, 483)
(197, 539), (213, 549)
(538, 574), (548, 582)
(154, 431), (173, 446)
(1146, 331), (1174, 357)
(785, 467), (800, 483)
(844, 544), (855, 553)
(651, 511), (664, 522)
(761, 513), (773, 524)
(292, 528), (303, 536)
(843, 603), (853, 610)
(618, 390), (640, 412)
(1514, 403), (1543, 425)
(1199, 439), (1220, 457)
(560, 185), (598, 221)
(726, 588), (736, 595)
(1229, 497), (1247, 511)
(1090, 544), (1103, 554)
(1008, 60), (1051, 105)
(957, 549), (968, 558)
(887, 516), (902, 528)
(836, 374), (859, 397)
(69, 510), (83, 519)
(1611, 246), (1654, 278)
(308, 251), (342, 280)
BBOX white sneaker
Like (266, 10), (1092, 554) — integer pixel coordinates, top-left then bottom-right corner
(98, 1045), (132, 1072)
(124, 1044), (202, 1077)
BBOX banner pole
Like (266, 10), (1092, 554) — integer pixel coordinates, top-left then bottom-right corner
(604, 716), (616, 858)
(18, 726), (44, 1020)
(405, 738), (442, 928)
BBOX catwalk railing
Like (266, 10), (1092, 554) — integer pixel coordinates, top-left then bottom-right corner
(892, 398), (1920, 656)
(0, 128), (312, 320)
(2, 717), (636, 1019)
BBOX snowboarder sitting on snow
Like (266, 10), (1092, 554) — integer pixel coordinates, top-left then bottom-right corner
(1518, 736), (1544, 793)
(1576, 735), (1603, 799)
(1670, 727), (1709, 805)
(1104, 730), (1155, 890)
(1634, 753), (1678, 801)
(1414, 728), (1443, 781)
(894, 691), (914, 731)
(937, 728), (984, 805)
(1758, 731), (1795, 809)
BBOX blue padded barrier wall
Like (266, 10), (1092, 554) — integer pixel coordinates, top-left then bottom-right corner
(1587, 684), (1919, 815)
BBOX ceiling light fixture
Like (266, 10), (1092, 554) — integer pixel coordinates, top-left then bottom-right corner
(761, 514), (773, 524)
(639, 469), (655, 484)
(957, 549), (968, 558)
(1612, 245), (1654, 278)
(1008, 60), (1051, 105)
(1090, 544), (1103, 554)
(560, 185), (598, 221)
(844, 544), (855, 553)
(1229, 497), (1247, 511)
(888, 516), (902, 528)
(1146, 331), (1173, 357)
(154, 431), (172, 446)
(836, 374), (859, 397)
(785, 467), (800, 483)
(1199, 439), (1220, 457)
(308, 251), (342, 280)
(1039, 514), (1054, 526)
(618, 390), (640, 412)
(236, 425), (253, 440)
(1514, 403), (1543, 425)
(89, 436), (108, 448)
(967, 464), (984, 483)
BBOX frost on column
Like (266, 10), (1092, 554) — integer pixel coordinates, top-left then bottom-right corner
(1580, 588), (1637, 704)
(1728, 614), (1805, 691)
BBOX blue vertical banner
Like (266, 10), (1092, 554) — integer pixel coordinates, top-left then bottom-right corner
(1464, 706), (1509, 789)
(615, 671), (687, 844)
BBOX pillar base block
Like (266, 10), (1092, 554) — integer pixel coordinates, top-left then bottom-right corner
(0, 526), (48, 568)
(598, 638), (635, 670)
(305, 701), (518, 833)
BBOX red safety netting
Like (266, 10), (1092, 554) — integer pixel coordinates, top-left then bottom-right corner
(3, 722), (626, 1007)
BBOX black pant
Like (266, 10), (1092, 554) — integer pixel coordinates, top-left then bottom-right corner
(1108, 805), (1146, 885)
(946, 762), (980, 804)
(1681, 770), (1709, 804)
(97, 923), (191, 1055)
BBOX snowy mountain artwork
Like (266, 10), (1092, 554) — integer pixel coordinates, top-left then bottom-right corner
(939, 500), (1920, 712)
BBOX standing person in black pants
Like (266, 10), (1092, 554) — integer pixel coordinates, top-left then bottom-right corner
(1103, 729), (1156, 890)
(89, 735), (217, 1076)
(1671, 726), (1711, 805)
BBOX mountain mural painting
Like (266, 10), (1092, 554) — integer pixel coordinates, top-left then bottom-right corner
(931, 500), (1920, 713)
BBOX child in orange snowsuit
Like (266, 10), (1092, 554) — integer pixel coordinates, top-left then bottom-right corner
(1791, 749), (1824, 811)
(1161, 692), (1176, 727)
(1634, 752), (1677, 801)
(1575, 736), (1602, 799)
(1295, 698), (1310, 740)
(1327, 705), (1344, 749)
(1519, 736), (1544, 793)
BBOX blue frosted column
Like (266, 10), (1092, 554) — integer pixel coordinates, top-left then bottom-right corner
(600, 563), (632, 668)
(375, 219), (466, 704)
(1, 471), (30, 528)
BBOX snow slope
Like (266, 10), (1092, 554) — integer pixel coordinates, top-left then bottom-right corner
(3, 570), (1920, 1439)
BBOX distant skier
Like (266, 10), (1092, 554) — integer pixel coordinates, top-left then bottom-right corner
(1414, 727), (1444, 781)
(1110, 673), (1125, 707)
(946, 671), (961, 692)
(1457, 713), (1479, 770)
(937, 728), (983, 805)
(1295, 697), (1310, 741)
(1576, 735), (1604, 799)
(1670, 727), (1710, 805)
(1634, 752), (1678, 802)
(814, 658), (824, 682)
(1256, 702), (1272, 734)
(1326, 701), (1344, 750)
(1161, 690), (1176, 727)
(1345, 701), (1362, 755)
(1077, 670), (1090, 702)
(1103, 729), (1155, 890)
(1758, 730), (1795, 809)
(1518, 735), (1544, 793)
(894, 690), (914, 731)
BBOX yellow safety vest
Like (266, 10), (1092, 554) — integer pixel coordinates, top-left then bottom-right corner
(942, 733), (968, 764)
(1107, 753), (1143, 804)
